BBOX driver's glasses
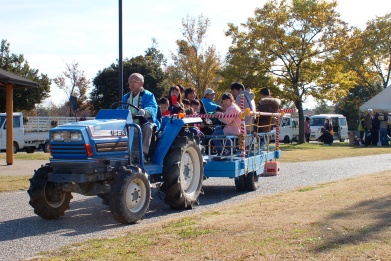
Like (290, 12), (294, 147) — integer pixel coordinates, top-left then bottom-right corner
(128, 81), (141, 85)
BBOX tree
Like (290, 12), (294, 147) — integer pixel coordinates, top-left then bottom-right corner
(225, 0), (350, 143)
(335, 84), (382, 131)
(89, 43), (168, 114)
(53, 62), (91, 116)
(0, 39), (51, 112)
(170, 14), (221, 95)
(218, 51), (273, 96)
(339, 13), (391, 90)
(313, 100), (334, 115)
(329, 13), (391, 129)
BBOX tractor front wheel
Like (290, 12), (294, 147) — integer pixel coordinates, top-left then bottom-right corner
(109, 170), (151, 224)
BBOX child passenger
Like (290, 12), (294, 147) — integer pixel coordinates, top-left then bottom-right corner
(167, 86), (184, 114)
(212, 93), (241, 155)
(158, 97), (171, 117)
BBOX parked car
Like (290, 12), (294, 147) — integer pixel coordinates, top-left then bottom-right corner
(310, 114), (348, 142)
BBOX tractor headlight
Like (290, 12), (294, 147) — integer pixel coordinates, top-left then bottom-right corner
(52, 132), (64, 141)
(70, 132), (82, 141)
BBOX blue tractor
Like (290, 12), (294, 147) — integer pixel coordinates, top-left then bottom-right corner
(28, 104), (280, 224)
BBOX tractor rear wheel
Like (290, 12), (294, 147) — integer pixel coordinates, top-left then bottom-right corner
(28, 165), (72, 219)
(109, 169), (151, 224)
(161, 137), (203, 209)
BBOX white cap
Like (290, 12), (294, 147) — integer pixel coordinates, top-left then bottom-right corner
(204, 88), (215, 95)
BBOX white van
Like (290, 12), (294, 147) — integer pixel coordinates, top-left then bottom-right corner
(270, 114), (299, 143)
(310, 114), (348, 142)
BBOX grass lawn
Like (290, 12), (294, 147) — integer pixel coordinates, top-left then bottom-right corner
(278, 142), (391, 162)
(31, 170), (391, 260)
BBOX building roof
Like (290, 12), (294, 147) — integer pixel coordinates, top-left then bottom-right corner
(0, 69), (38, 89)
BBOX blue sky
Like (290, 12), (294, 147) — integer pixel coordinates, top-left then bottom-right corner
(1, 0), (391, 108)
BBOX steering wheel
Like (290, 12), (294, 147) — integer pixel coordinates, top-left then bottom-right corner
(111, 101), (140, 112)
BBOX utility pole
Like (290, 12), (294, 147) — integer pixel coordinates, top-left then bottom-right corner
(118, 0), (123, 100)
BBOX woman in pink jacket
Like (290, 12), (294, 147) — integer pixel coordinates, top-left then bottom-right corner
(212, 93), (241, 155)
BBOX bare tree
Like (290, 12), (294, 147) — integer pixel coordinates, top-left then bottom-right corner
(53, 62), (91, 116)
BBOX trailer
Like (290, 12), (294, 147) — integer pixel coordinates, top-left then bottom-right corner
(0, 112), (93, 153)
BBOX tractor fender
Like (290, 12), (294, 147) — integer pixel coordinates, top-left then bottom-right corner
(152, 117), (201, 166)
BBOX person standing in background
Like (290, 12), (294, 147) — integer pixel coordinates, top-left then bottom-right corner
(364, 109), (373, 147)
(324, 118), (333, 132)
(304, 117), (311, 142)
(358, 115), (365, 143)
(371, 112), (381, 145)
(379, 114), (389, 146)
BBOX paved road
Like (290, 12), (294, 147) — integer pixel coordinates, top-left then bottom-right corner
(1, 154), (391, 261)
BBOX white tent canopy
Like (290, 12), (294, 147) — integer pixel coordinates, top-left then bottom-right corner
(360, 85), (391, 111)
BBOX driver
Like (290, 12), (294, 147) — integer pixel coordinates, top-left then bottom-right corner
(122, 73), (160, 159)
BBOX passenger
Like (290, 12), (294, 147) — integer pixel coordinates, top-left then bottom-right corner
(182, 99), (193, 115)
(230, 82), (256, 132)
(202, 88), (220, 113)
(187, 100), (204, 137)
(184, 86), (213, 134)
(256, 87), (281, 133)
(158, 97), (171, 117)
(212, 93), (241, 156)
(190, 99), (201, 114)
(184, 87), (198, 102)
(167, 86), (184, 114)
(317, 128), (334, 146)
(122, 73), (160, 159)
(176, 84), (185, 96)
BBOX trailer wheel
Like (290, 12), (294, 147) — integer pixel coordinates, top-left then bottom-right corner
(28, 166), (72, 219)
(162, 138), (203, 209)
(234, 175), (246, 191)
(13, 142), (19, 154)
(283, 135), (290, 144)
(109, 170), (151, 224)
(43, 141), (50, 153)
(244, 171), (260, 191)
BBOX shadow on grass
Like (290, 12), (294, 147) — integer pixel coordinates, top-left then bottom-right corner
(311, 195), (391, 253)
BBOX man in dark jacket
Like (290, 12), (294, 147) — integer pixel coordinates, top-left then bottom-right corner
(364, 109), (373, 146)
(318, 128), (334, 145)
(371, 112), (381, 145)
(256, 87), (281, 132)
